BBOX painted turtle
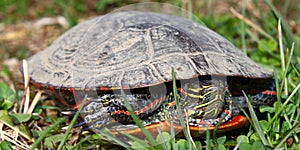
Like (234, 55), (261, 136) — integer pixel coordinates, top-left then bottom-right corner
(27, 11), (276, 137)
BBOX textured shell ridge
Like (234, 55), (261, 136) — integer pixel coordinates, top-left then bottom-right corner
(27, 11), (273, 89)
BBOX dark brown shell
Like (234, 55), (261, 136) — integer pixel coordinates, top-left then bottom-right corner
(27, 11), (272, 89)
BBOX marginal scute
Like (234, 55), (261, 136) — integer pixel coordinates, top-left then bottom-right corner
(27, 11), (272, 89)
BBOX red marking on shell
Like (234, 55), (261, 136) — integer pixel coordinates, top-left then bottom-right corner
(70, 99), (92, 110)
(100, 86), (109, 91)
(49, 85), (55, 91)
(139, 84), (149, 87)
(57, 97), (67, 105)
(261, 90), (277, 95)
(33, 82), (41, 88)
(71, 102), (81, 110)
(68, 87), (74, 94)
(122, 85), (130, 89)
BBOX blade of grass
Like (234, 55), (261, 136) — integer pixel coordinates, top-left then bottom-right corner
(205, 126), (210, 150)
(277, 42), (299, 143)
(170, 121), (177, 150)
(121, 89), (160, 148)
(264, 0), (297, 47)
(282, 112), (299, 143)
(230, 7), (274, 41)
(274, 122), (300, 150)
(156, 130), (170, 150)
(278, 19), (288, 96)
(0, 110), (32, 141)
(279, 42), (295, 94)
(26, 90), (42, 114)
(70, 135), (91, 150)
(241, 0), (247, 54)
(99, 128), (131, 148)
(246, 29), (279, 58)
(184, 110), (197, 149)
(187, 0), (192, 20)
(212, 113), (227, 140)
(171, 69), (195, 150)
(270, 83), (300, 124)
(58, 95), (88, 150)
(22, 59), (30, 114)
(273, 70), (281, 105)
(243, 91), (270, 146)
(122, 132), (151, 148)
(30, 117), (67, 150)
(280, 0), (291, 17)
(233, 136), (245, 150)
(206, 0), (213, 21)
(1, 131), (30, 149)
(240, 107), (252, 125)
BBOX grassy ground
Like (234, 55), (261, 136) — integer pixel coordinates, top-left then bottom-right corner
(0, 0), (299, 149)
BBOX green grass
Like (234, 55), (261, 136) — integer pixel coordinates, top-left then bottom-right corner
(0, 0), (299, 149)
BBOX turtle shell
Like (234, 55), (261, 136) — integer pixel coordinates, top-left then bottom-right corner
(27, 11), (272, 90)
